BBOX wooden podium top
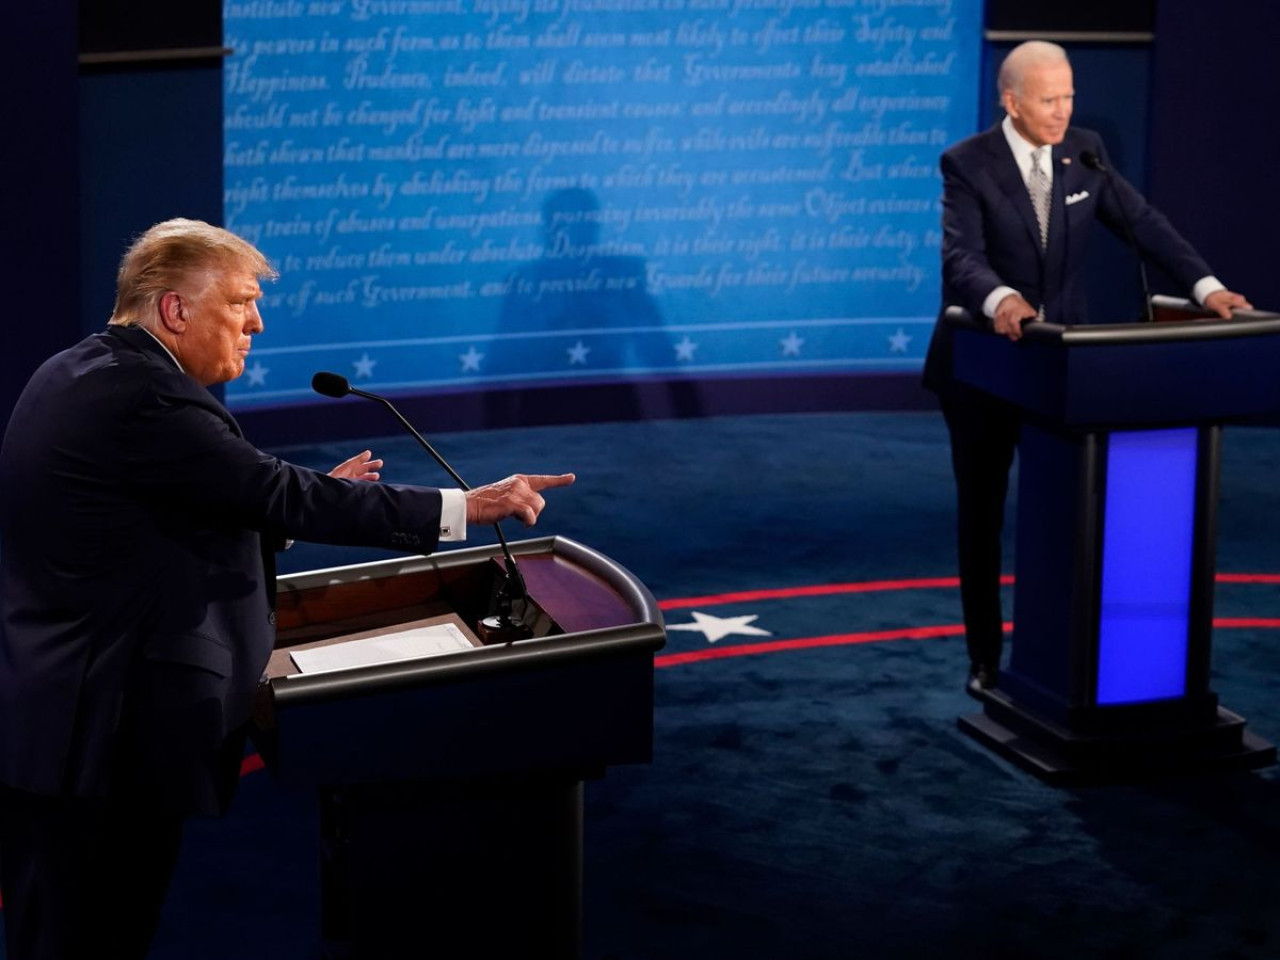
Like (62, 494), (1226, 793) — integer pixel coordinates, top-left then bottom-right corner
(254, 536), (666, 786)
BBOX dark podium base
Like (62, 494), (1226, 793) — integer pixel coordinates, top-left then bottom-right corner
(959, 691), (1276, 786)
(319, 774), (585, 960)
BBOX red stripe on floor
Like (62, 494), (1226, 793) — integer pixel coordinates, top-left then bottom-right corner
(236, 590), (1280, 777)
(655, 616), (1280, 668)
(658, 576), (1009, 610)
(655, 623), (974, 667)
(659, 573), (1279, 610)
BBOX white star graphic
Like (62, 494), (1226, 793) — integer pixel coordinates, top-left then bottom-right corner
(780, 331), (805, 357)
(674, 336), (698, 362)
(245, 360), (269, 387)
(567, 340), (591, 365)
(666, 611), (772, 644)
(459, 346), (484, 372)
(353, 352), (377, 379)
(888, 328), (912, 353)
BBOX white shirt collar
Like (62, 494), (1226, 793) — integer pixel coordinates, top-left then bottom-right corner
(1002, 114), (1054, 187)
(138, 325), (185, 373)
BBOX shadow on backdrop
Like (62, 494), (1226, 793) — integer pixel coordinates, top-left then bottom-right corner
(490, 187), (702, 424)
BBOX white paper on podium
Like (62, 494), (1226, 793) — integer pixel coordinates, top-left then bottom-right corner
(289, 622), (475, 675)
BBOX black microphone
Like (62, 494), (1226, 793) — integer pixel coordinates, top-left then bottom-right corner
(1080, 149), (1154, 323)
(311, 371), (532, 642)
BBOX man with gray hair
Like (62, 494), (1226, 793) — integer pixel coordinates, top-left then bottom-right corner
(0, 218), (574, 959)
(921, 41), (1249, 697)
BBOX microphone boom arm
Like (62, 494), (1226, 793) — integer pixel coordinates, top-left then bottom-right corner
(1081, 149), (1155, 323)
(348, 385), (469, 489)
(313, 373), (531, 639)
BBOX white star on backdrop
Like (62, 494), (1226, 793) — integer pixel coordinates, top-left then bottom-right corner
(674, 336), (698, 362)
(459, 346), (484, 372)
(780, 331), (805, 357)
(353, 352), (377, 378)
(245, 361), (269, 387)
(567, 340), (591, 365)
(888, 328), (912, 353)
(666, 611), (772, 644)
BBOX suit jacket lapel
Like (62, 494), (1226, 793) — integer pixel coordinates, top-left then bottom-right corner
(109, 325), (247, 439)
(987, 128), (1045, 258)
(107, 324), (274, 613)
(1047, 145), (1068, 254)
(1048, 145), (1088, 293)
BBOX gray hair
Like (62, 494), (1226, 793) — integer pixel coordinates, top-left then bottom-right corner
(998, 41), (1070, 98)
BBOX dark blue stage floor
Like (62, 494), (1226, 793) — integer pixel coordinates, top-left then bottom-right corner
(6, 411), (1280, 958)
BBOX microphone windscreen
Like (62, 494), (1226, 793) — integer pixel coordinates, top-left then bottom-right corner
(1079, 150), (1105, 172)
(312, 371), (351, 398)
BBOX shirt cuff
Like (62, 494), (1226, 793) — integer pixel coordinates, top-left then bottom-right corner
(1192, 276), (1226, 306)
(438, 488), (466, 542)
(983, 286), (1020, 319)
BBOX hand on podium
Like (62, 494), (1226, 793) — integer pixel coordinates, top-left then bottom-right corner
(1203, 289), (1252, 318)
(993, 293), (1038, 341)
(466, 473), (576, 526)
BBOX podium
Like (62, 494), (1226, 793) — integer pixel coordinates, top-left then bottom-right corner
(251, 535), (665, 958)
(948, 300), (1280, 783)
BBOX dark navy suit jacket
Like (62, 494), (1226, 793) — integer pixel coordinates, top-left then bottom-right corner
(0, 326), (443, 816)
(923, 123), (1213, 396)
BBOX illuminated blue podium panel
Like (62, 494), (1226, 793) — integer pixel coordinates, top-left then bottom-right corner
(949, 305), (1280, 782)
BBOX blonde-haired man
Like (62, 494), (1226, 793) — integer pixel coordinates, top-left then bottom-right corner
(0, 219), (573, 959)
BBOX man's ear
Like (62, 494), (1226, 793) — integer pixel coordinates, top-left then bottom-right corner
(158, 291), (186, 334)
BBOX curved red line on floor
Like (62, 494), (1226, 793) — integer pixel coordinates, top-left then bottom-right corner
(655, 617), (1280, 668)
(657, 576), (1008, 610)
(238, 604), (1280, 778)
(660, 573), (1279, 610)
(654, 623), (973, 667)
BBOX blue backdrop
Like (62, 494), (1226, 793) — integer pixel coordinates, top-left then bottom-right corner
(222, 1), (982, 410)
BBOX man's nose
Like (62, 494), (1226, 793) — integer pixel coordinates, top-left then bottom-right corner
(247, 301), (264, 333)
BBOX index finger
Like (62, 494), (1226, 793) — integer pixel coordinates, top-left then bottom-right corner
(523, 473), (576, 491)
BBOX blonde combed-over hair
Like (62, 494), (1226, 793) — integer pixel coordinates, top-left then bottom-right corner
(108, 218), (276, 328)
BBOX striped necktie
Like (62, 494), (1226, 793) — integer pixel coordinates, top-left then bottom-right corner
(1029, 147), (1051, 249)
(1029, 147), (1051, 320)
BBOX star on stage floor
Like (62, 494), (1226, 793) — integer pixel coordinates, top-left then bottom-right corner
(666, 611), (771, 644)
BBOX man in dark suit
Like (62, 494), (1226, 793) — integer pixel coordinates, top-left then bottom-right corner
(921, 41), (1250, 697)
(0, 218), (575, 959)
